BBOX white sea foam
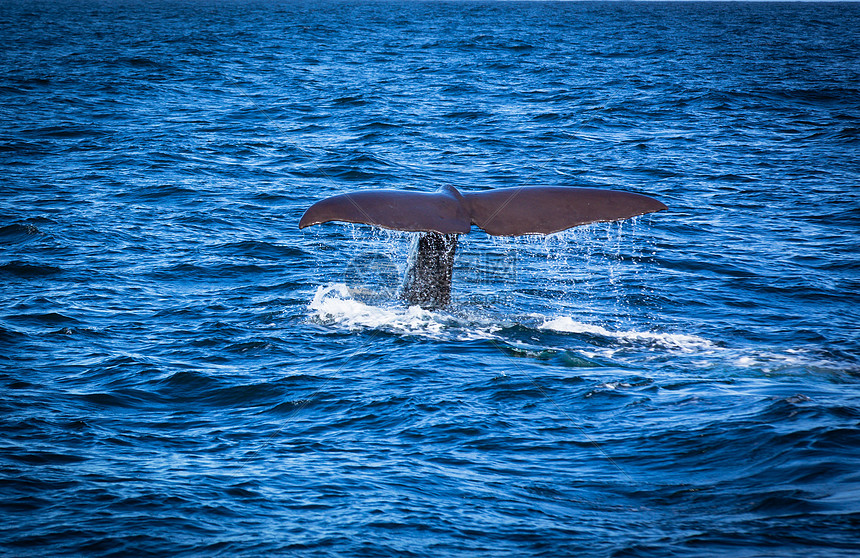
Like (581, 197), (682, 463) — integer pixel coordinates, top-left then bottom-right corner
(307, 284), (499, 340)
(538, 316), (716, 352)
(309, 284), (437, 332)
(306, 286), (850, 376)
(307, 284), (717, 355)
(538, 317), (848, 374)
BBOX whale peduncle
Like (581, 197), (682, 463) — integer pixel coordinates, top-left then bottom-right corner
(400, 232), (458, 309)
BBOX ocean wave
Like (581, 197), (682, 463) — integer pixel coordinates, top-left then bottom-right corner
(0, 224), (43, 244)
(213, 241), (307, 261)
(0, 261), (62, 278)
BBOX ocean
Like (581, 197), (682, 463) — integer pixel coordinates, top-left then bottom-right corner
(1, 0), (858, 556)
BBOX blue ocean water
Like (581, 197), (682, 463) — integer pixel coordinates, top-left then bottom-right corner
(2, 0), (859, 555)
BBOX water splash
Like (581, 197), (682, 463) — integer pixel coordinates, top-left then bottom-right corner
(307, 283), (496, 339)
(306, 284), (851, 379)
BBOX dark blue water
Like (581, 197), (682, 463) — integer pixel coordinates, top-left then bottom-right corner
(2, 1), (859, 555)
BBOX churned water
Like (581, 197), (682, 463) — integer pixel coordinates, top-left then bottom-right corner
(2, 1), (859, 556)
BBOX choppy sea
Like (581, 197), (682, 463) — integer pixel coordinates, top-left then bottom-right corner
(2, 1), (859, 556)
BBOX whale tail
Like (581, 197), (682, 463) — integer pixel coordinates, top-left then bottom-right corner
(298, 184), (667, 236)
(299, 185), (667, 308)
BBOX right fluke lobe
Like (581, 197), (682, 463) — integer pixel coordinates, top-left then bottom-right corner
(463, 186), (667, 236)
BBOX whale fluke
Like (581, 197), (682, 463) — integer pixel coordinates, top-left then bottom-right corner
(300, 185), (666, 236)
(299, 185), (666, 308)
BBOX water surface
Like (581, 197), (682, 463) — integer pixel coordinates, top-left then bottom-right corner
(1, 1), (859, 556)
